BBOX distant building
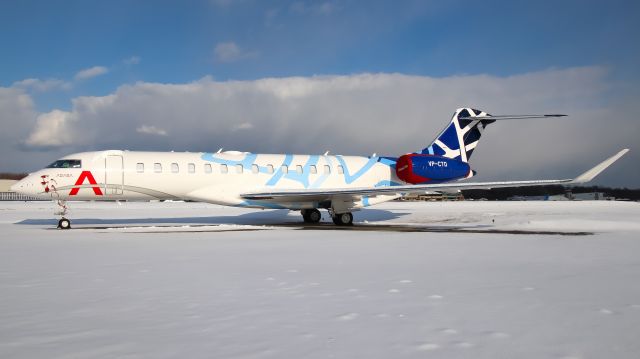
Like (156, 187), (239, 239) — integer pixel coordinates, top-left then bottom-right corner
(545, 194), (570, 201)
(508, 192), (615, 201)
(507, 195), (551, 201)
(568, 192), (614, 201)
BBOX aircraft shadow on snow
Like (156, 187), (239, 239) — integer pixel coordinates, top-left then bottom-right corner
(16, 208), (409, 226)
(15, 208), (592, 235)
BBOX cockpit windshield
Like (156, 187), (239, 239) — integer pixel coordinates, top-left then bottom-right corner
(46, 159), (82, 169)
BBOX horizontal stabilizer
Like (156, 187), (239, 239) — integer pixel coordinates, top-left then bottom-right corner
(570, 149), (629, 184)
(458, 114), (567, 121)
(422, 108), (567, 163)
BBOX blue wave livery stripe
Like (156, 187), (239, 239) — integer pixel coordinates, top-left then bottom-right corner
(309, 156), (333, 188)
(282, 155), (321, 188)
(266, 154), (294, 186)
(374, 180), (402, 187)
(335, 156), (379, 184)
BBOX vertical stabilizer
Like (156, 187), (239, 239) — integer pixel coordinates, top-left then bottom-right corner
(420, 108), (494, 162)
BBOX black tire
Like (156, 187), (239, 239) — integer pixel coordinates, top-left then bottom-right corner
(307, 209), (321, 223)
(332, 212), (353, 226)
(58, 218), (71, 230)
(302, 209), (322, 223)
(301, 209), (311, 223)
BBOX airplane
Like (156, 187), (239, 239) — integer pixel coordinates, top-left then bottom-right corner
(11, 108), (629, 229)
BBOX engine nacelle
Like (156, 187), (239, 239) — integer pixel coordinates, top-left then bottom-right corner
(396, 154), (472, 184)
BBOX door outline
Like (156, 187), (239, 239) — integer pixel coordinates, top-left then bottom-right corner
(105, 155), (124, 195)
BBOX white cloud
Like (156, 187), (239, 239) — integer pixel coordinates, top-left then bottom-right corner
(137, 125), (168, 136)
(74, 66), (109, 80)
(12, 78), (72, 92)
(233, 122), (254, 131)
(123, 56), (141, 65)
(213, 42), (256, 63)
(0, 87), (64, 170)
(24, 110), (77, 148)
(7, 68), (640, 186)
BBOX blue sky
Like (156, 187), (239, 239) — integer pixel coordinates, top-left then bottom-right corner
(0, 0), (638, 186)
(2, 0), (638, 109)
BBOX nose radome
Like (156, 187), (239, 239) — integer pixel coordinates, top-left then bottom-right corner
(10, 178), (28, 194)
(10, 179), (23, 193)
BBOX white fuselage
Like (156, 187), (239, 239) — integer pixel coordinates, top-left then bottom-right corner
(13, 150), (403, 210)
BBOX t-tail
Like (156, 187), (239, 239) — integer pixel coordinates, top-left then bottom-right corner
(420, 108), (567, 162)
(396, 108), (567, 184)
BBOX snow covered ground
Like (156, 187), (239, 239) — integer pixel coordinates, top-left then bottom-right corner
(1, 200), (640, 359)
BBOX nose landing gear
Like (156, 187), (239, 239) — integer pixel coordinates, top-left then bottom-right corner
(58, 218), (71, 229)
(54, 199), (71, 230)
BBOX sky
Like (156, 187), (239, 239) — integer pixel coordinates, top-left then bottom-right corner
(0, 0), (639, 187)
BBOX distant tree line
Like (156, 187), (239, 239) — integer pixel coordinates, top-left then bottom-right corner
(0, 173), (28, 180)
(462, 185), (640, 201)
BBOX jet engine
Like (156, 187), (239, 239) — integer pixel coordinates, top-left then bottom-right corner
(395, 154), (472, 184)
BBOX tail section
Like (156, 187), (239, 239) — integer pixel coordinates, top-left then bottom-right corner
(420, 108), (567, 162)
(420, 108), (494, 162)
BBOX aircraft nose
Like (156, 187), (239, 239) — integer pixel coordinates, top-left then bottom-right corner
(10, 176), (37, 195)
(10, 178), (26, 193)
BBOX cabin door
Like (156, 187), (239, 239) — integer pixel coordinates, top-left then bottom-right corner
(105, 155), (124, 195)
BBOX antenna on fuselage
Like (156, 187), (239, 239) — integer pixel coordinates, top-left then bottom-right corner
(323, 151), (330, 156)
(217, 148), (223, 153)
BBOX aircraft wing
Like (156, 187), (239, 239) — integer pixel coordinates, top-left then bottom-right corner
(241, 149), (629, 201)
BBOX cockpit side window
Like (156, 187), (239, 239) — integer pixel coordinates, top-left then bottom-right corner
(46, 159), (82, 168)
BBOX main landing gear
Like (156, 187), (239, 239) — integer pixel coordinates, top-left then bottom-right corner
(300, 209), (353, 225)
(331, 212), (353, 226)
(301, 209), (322, 223)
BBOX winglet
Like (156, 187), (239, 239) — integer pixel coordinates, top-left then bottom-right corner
(571, 149), (629, 184)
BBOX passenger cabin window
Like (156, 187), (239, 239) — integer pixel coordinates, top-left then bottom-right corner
(236, 164), (243, 174)
(220, 164), (228, 174)
(324, 165), (331, 174)
(136, 163), (144, 173)
(252, 164), (259, 174)
(46, 159), (81, 169)
(267, 164), (274, 174)
(310, 165), (317, 174)
(188, 163), (195, 173)
(204, 164), (212, 173)
(281, 165), (288, 174)
(154, 163), (162, 173)
(171, 163), (179, 173)
(296, 165), (303, 174)
(337, 165), (344, 174)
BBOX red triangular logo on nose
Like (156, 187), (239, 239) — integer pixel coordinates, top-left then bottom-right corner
(69, 171), (103, 195)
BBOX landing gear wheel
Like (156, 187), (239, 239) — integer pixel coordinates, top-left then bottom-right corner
(301, 209), (322, 223)
(58, 218), (71, 230)
(307, 209), (321, 223)
(332, 212), (353, 226)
